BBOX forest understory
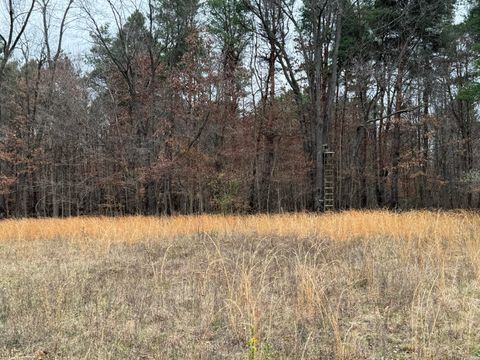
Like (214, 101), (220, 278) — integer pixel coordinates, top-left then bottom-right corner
(2, 0), (480, 216)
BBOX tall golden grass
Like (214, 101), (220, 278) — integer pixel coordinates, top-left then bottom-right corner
(1, 210), (480, 358)
(1, 210), (478, 243)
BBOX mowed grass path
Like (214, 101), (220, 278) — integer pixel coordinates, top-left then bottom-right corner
(1, 211), (480, 359)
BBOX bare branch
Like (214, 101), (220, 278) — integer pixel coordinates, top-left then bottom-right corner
(369, 105), (423, 124)
(8, 0), (36, 58)
(54, 0), (75, 63)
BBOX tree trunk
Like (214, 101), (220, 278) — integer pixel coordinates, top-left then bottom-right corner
(390, 45), (406, 209)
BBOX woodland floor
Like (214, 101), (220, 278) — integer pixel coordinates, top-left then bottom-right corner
(1, 212), (480, 359)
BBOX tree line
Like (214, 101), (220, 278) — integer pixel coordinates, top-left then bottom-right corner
(0, 0), (479, 217)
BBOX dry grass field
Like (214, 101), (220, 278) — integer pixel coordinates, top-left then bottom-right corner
(1, 211), (480, 359)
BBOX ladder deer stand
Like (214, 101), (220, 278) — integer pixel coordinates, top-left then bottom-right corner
(323, 145), (335, 212)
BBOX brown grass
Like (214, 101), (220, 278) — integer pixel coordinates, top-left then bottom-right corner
(1, 210), (478, 243)
(1, 211), (480, 359)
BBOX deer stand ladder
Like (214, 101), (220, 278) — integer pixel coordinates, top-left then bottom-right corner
(323, 145), (335, 212)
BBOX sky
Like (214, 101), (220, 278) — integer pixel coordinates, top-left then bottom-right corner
(1, 0), (143, 67)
